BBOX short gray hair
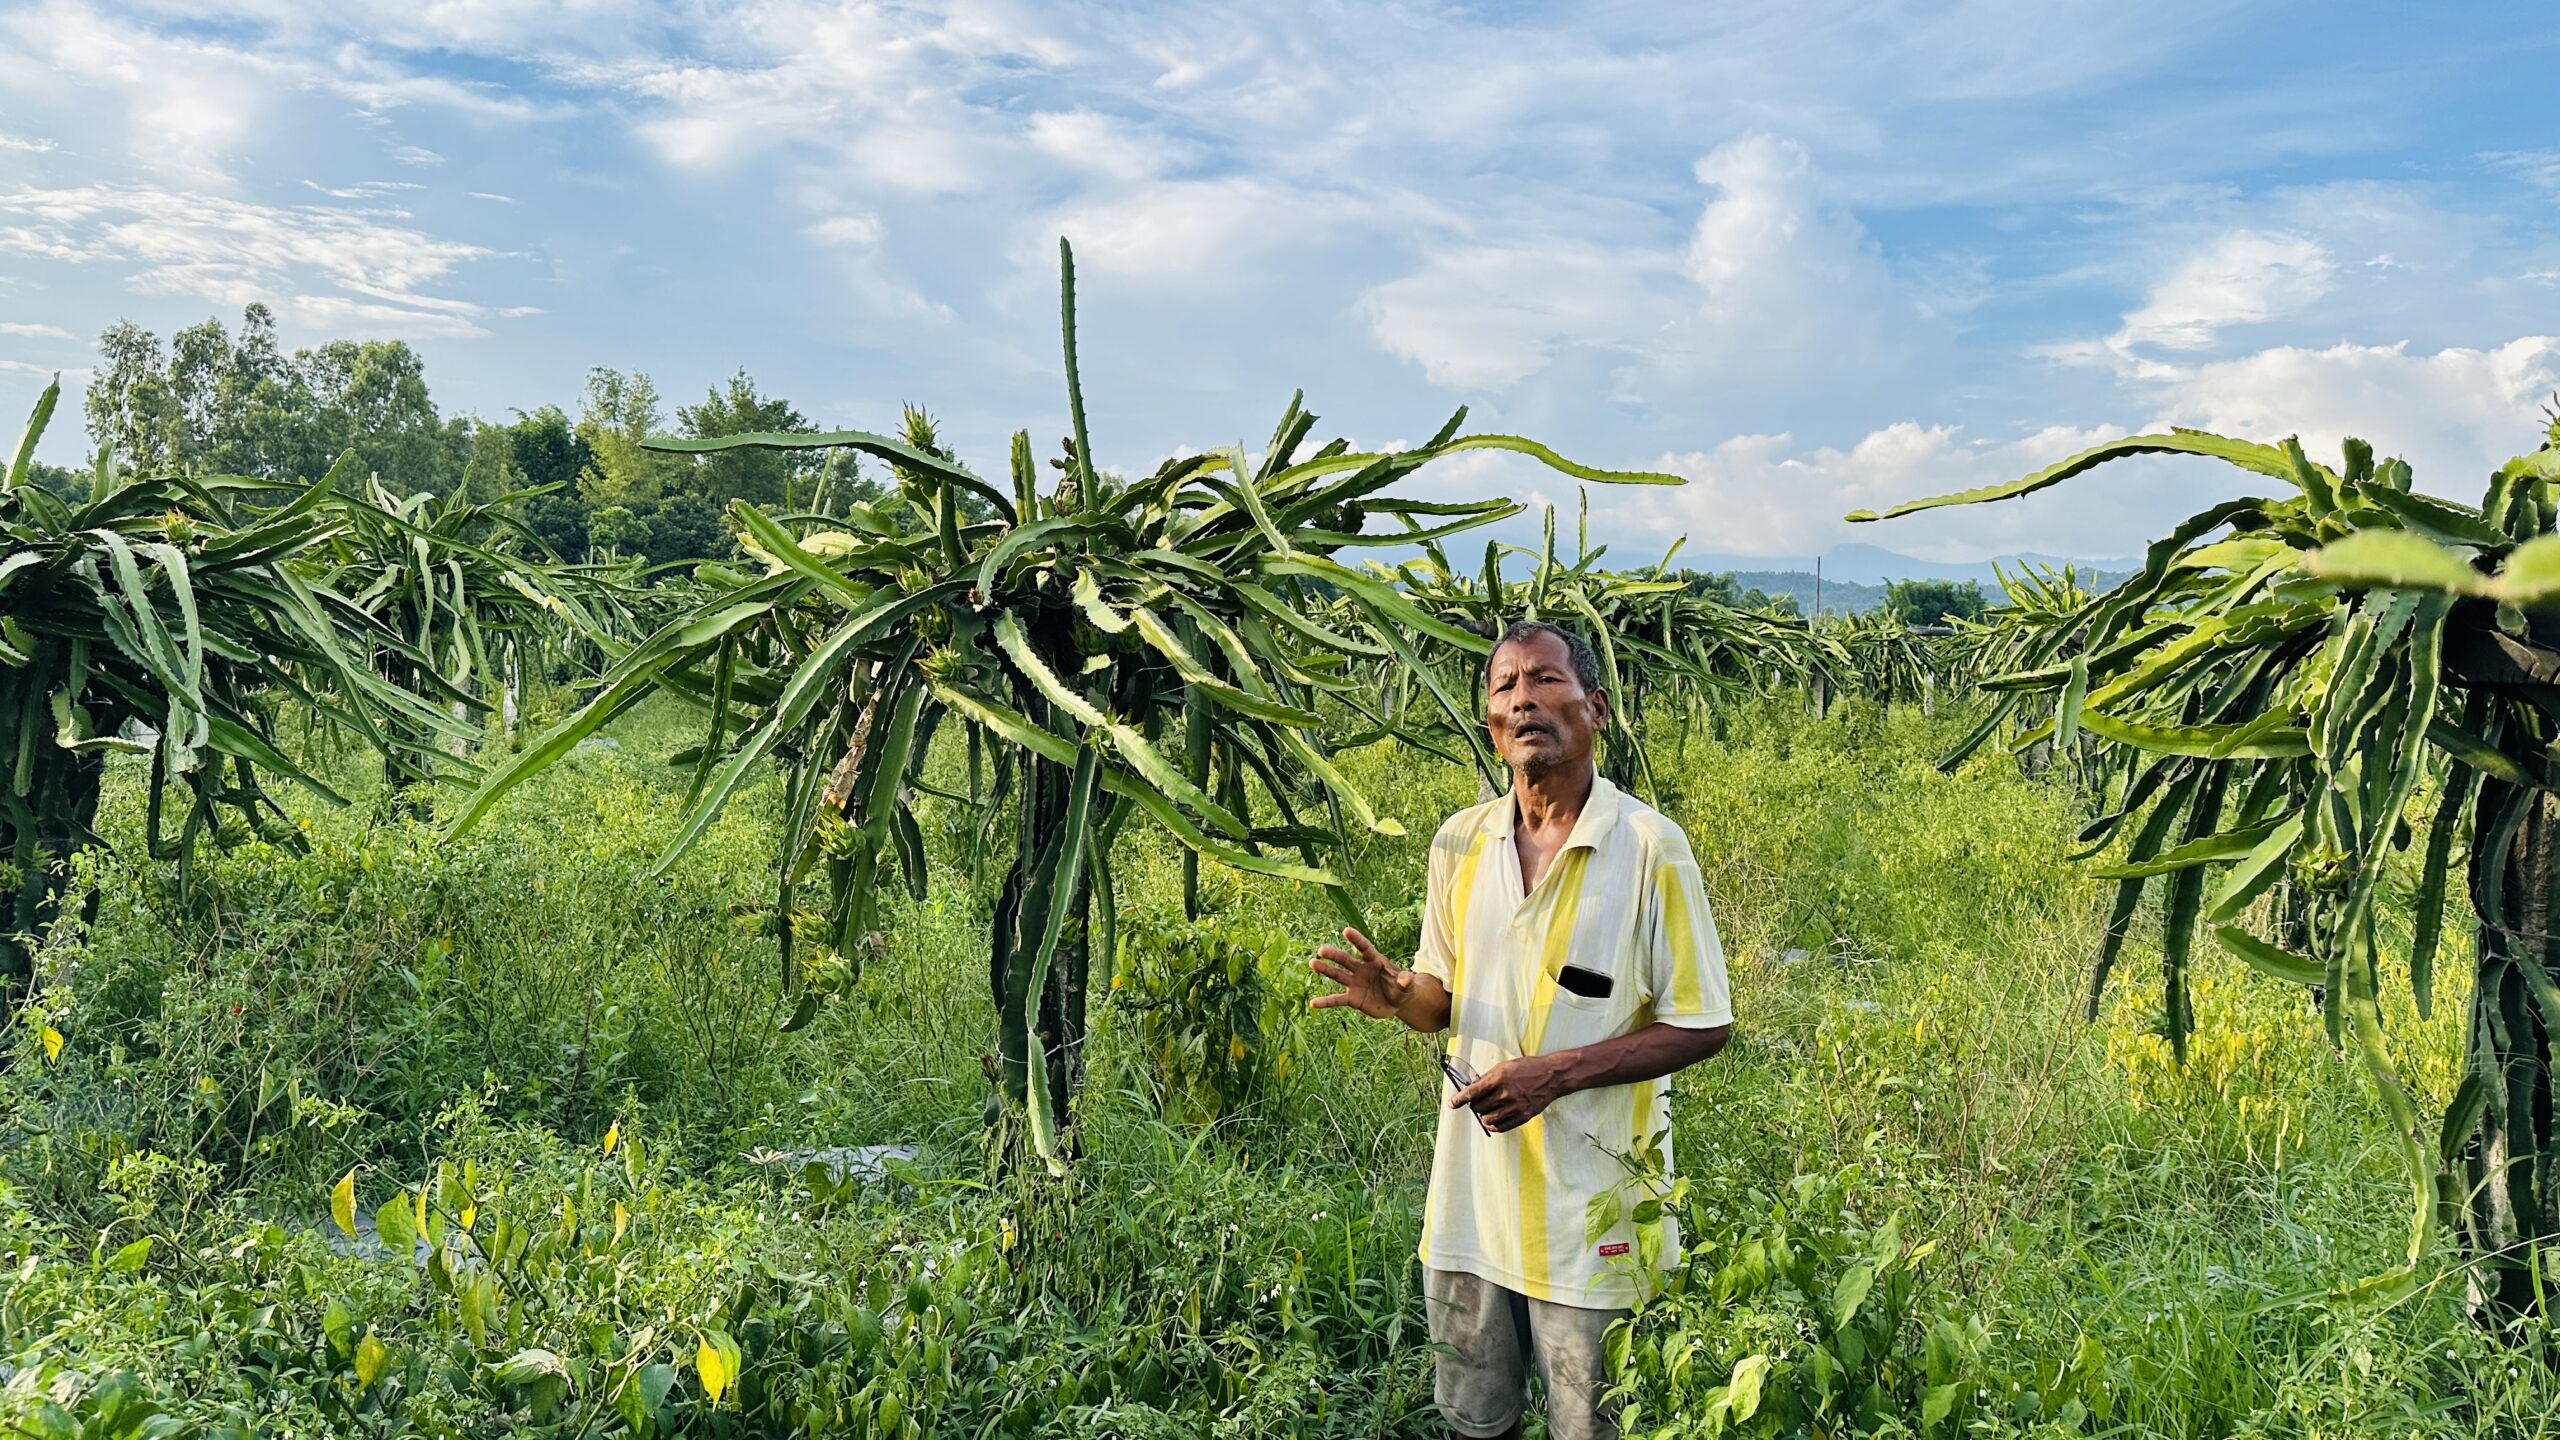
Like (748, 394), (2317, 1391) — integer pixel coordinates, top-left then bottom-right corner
(1486, 620), (1603, 693)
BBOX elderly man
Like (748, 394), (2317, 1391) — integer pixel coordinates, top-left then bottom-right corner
(1311, 620), (1734, 1440)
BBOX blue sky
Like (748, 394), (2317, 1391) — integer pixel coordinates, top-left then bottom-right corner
(0, 1), (2554, 563)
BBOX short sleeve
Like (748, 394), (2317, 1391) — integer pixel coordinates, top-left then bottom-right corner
(1411, 817), (1467, 984)
(1642, 834), (1733, 1028)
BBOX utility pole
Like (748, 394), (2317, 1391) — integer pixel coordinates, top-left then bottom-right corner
(1813, 555), (1823, 620)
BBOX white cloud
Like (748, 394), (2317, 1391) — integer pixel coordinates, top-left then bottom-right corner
(1362, 134), (1930, 394)
(303, 180), (426, 200)
(0, 134), (54, 153)
(0, 184), (515, 338)
(0, 359), (92, 378)
(1027, 110), (1193, 183)
(806, 214), (884, 248)
(0, 322), (73, 339)
(1615, 421), (2123, 559)
(2147, 336), (2560, 493)
(2485, 150), (2560, 195)
(1362, 242), (1670, 389)
(2111, 229), (2334, 353)
(1045, 176), (1373, 288)
(388, 145), (446, 167)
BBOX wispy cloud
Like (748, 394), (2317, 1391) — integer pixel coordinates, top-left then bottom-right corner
(0, 184), (516, 337)
(0, 322), (74, 338)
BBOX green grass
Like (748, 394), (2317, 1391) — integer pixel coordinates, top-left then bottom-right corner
(1, 695), (2554, 1437)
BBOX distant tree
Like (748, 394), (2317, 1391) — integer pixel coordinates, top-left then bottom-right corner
(1885, 577), (1986, 627)
(577, 367), (680, 507)
(25, 460), (85, 501)
(1670, 568), (1799, 615)
(456, 417), (524, 505)
(85, 321), (179, 470)
(82, 308), (458, 491)
(673, 368), (814, 508)
(639, 493), (729, 567)
(298, 338), (450, 491)
(587, 503), (649, 559)
(509, 406), (595, 562)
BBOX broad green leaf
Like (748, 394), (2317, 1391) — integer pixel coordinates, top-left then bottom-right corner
(1727, 1353), (1770, 1422)
(696, 1331), (735, 1405)
(491, 1348), (569, 1385)
(1832, 1263), (1876, 1329)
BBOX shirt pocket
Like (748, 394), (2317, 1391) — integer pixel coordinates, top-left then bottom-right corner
(1535, 962), (1639, 1052)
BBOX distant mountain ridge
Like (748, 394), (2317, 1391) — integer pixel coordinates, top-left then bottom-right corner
(1685, 543), (2132, 616)
(1683, 542), (2134, 588)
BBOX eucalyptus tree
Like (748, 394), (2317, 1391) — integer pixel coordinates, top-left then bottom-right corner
(0, 380), (470, 1017)
(447, 242), (1682, 1168)
(1848, 419), (2560, 1311)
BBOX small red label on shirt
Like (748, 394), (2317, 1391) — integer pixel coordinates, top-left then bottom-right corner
(1597, 1242), (1631, 1257)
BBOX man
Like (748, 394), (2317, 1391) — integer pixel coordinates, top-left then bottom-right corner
(1310, 620), (1734, 1440)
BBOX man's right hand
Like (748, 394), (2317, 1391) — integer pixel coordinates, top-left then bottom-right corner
(1309, 927), (1413, 1021)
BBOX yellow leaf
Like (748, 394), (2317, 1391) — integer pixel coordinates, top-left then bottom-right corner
(602, 1120), (621, 1156)
(330, 1169), (357, 1237)
(612, 1200), (629, 1244)
(38, 1024), (62, 1062)
(354, 1333), (389, 1388)
(459, 1203), (477, 1232)
(697, 1335), (730, 1405)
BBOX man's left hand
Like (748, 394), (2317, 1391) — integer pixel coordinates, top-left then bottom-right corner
(1451, 1055), (1569, 1133)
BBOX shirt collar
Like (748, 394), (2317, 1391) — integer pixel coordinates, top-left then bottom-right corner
(1487, 773), (1623, 852)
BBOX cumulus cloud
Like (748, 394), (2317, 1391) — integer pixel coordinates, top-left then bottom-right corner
(2146, 336), (2560, 492)
(1363, 134), (1933, 395)
(1610, 421), (2124, 559)
(2112, 229), (2334, 353)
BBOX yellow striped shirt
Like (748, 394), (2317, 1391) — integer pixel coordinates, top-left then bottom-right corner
(1412, 776), (1733, 1308)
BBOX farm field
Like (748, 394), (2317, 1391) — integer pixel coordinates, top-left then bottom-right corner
(5, 691), (2551, 1438)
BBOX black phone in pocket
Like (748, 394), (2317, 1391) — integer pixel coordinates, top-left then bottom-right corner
(1556, 964), (1614, 1000)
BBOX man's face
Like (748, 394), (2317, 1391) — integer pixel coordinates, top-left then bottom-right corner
(1485, 632), (1610, 775)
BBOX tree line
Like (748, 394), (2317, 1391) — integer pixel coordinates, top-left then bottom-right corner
(53, 305), (887, 571)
